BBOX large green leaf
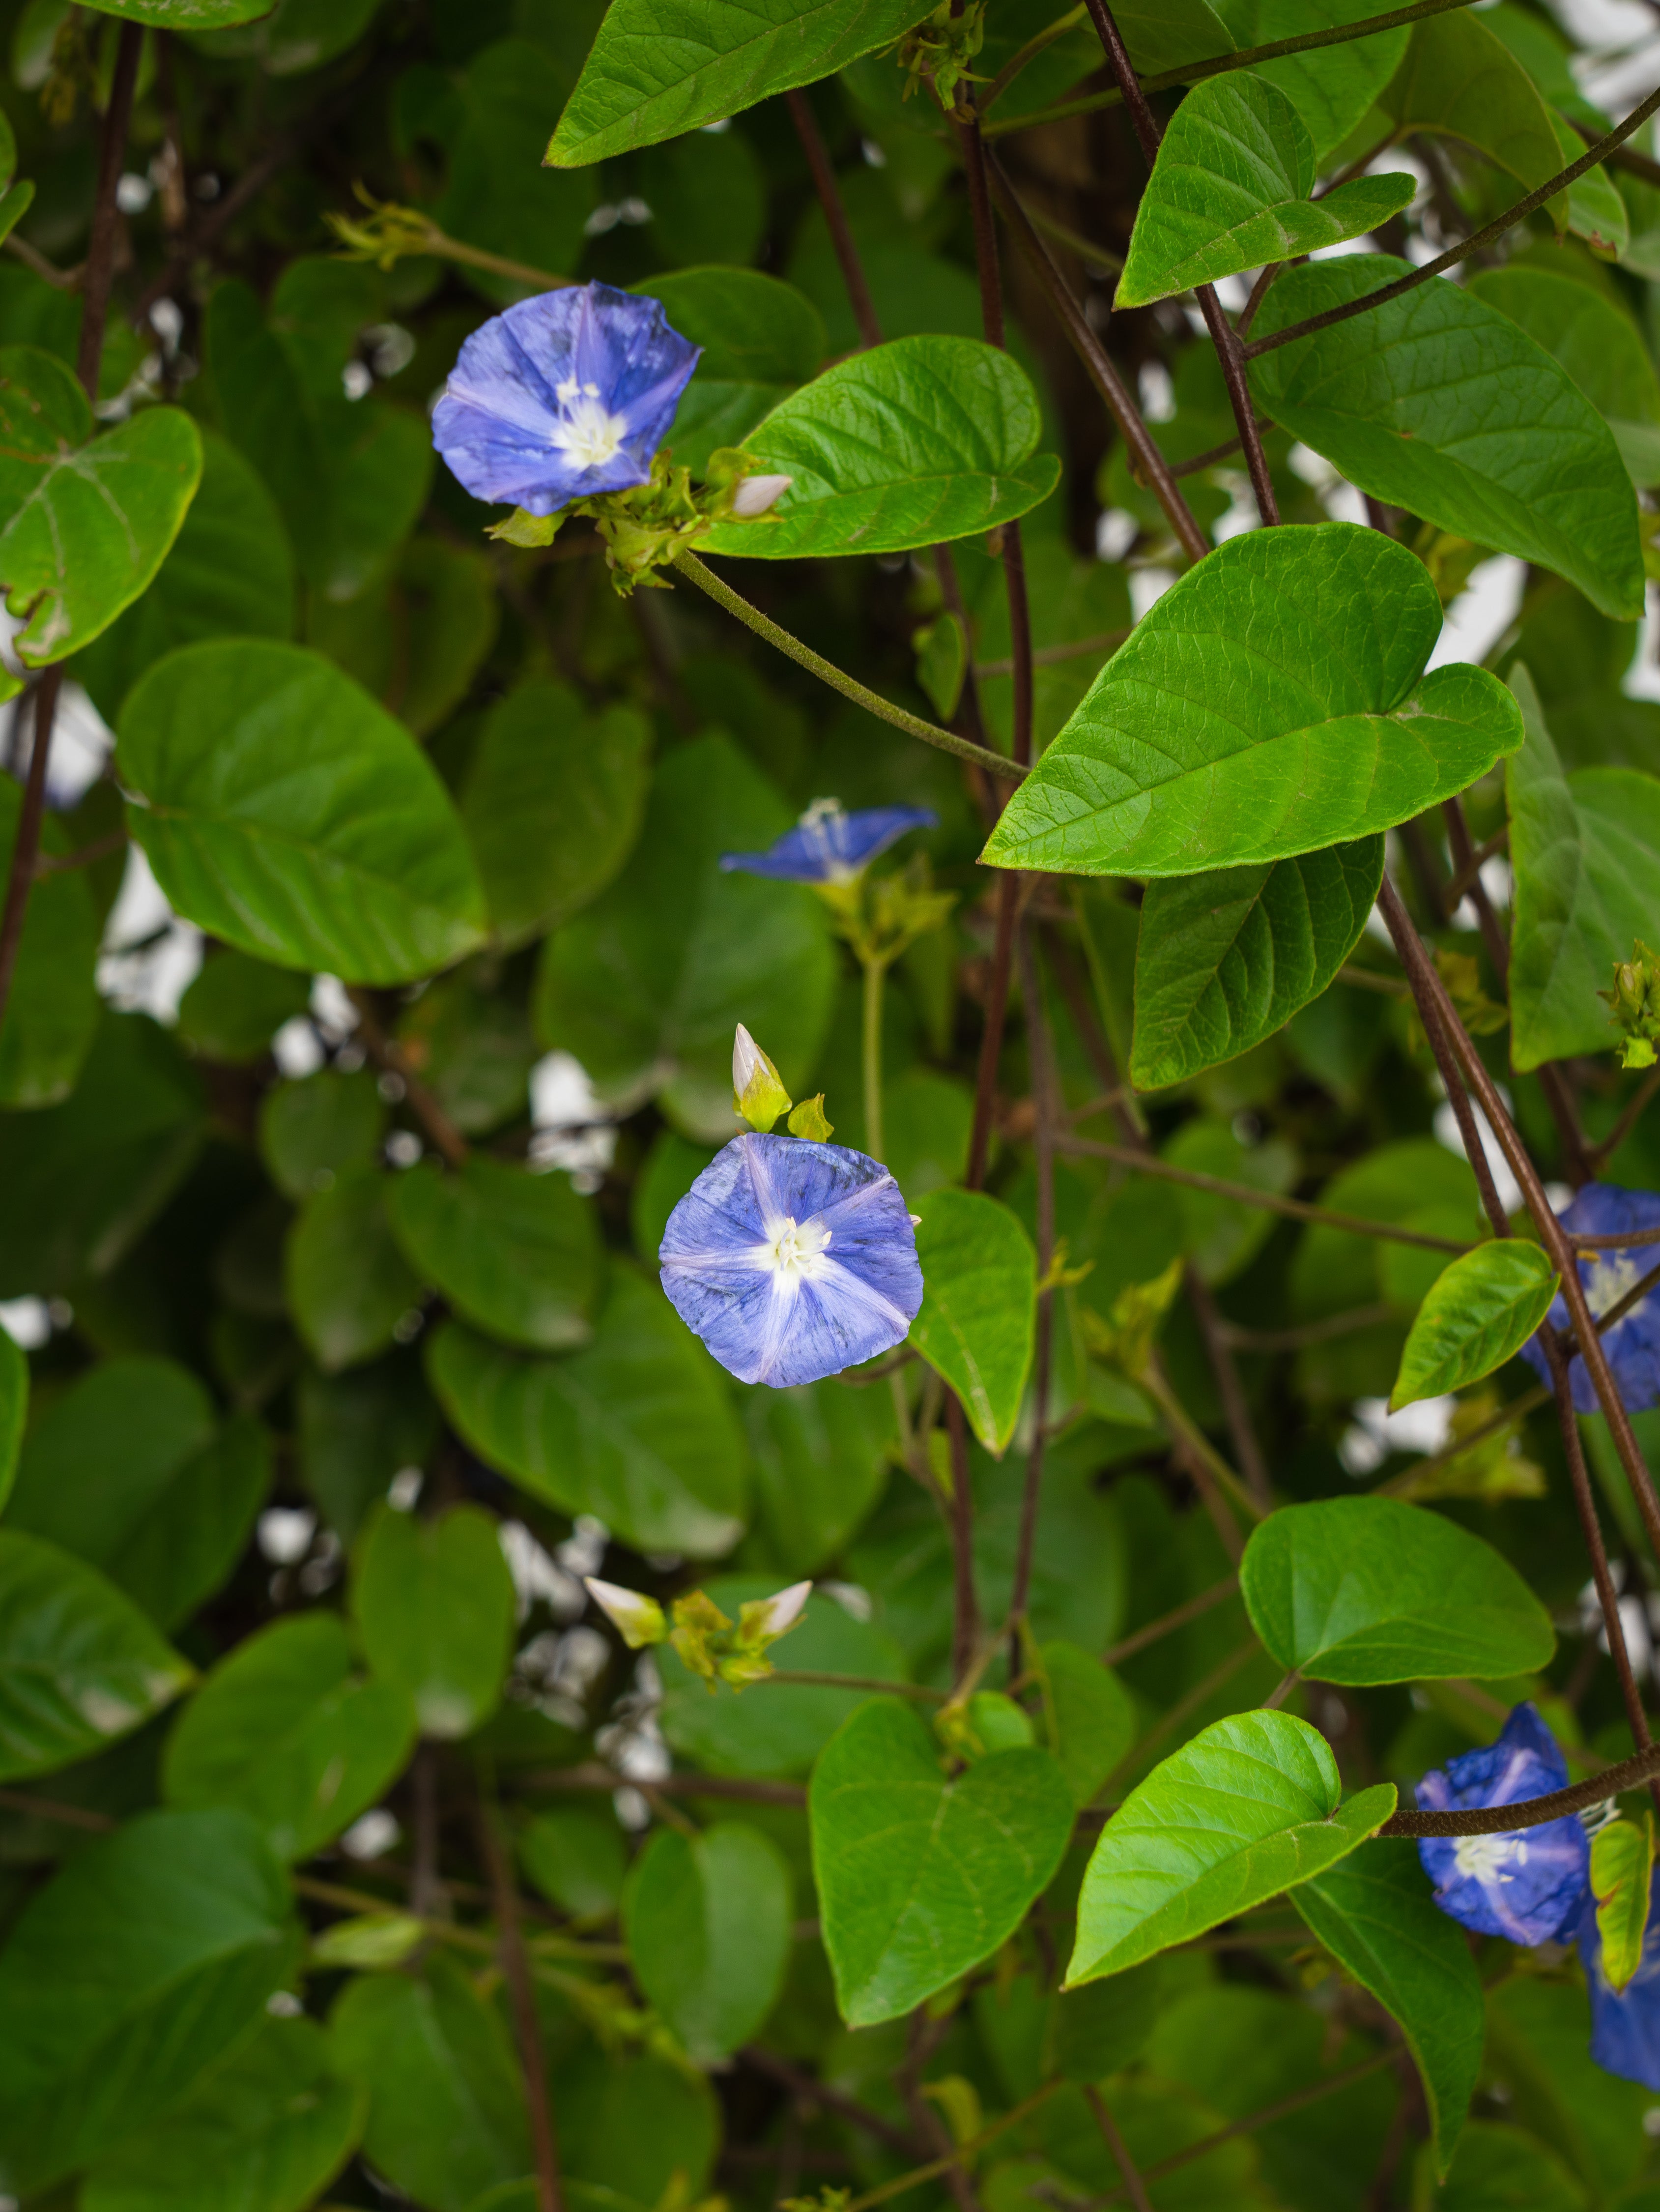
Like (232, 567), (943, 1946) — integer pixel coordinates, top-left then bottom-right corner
(811, 1696), (1075, 2027)
(908, 1189), (1036, 1456)
(351, 1503), (515, 1740)
(0, 1807), (299, 2195)
(535, 734), (833, 1139)
(744, 1376), (893, 1575)
(622, 1821), (793, 2063)
(426, 1276), (748, 1558)
(1239, 1495), (1556, 1684)
(79, 2014), (364, 2212)
(260, 1068), (384, 1201)
(634, 267), (826, 477)
(1391, 1242), (1559, 1412)
(1469, 266), (1660, 489)
(0, 348), (201, 665)
(1117, 71), (1414, 309)
(1249, 262), (1644, 620)
(286, 1167), (424, 1373)
(1131, 839), (1383, 1089)
(78, 0), (273, 22)
(699, 336), (1059, 560)
(1293, 1839), (1484, 2177)
(0, 1530), (194, 1782)
(1506, 666), (1660, 1068)
(0, 773), (99, 1108)
(386, 1156), (601, 1354)
(461, 682), (651, 949)
(1208, 0), (1408, 161)
(546, 0), (937, 164)
(0, 1329), (23, 1514)
(163, 1611), (417, 1860)
(1424, 2123), (1589, 2212)
(436, 41), (595, 299)
(1066, 1710), (1395, 1985)
(1378, 11), (1567, 225)
(1042, 1640), (1136, 1810)
(118, 641), (487, 985)
(983, 524), (1522, 878)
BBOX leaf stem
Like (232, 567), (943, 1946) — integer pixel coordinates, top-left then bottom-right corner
(1590, 1063), (1660, 1168)
(669, 551), (1024, 781)
(837, 2081), (1066, 2212)
(346, 987), (469, 1170)
(1010, 927), (1059, 1631)
(1086, 2085), (1157, 2212)
(476, 1784), (564, 2212)
(787, 87), (883, 350)
(1101, 1573), (1239, 1666)
(946, 1390), (982, 1689)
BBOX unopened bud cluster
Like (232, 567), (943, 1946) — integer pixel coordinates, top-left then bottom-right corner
(585, 1574), (811, 1691)
(1602, 939), (1660, 1069)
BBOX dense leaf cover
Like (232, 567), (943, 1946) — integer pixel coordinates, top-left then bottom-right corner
(11, 2), (1660, 2210)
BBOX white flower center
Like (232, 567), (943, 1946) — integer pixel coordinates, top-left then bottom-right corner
(1587, 1251), (1645, 1320)
(1453, 1832), (1529, 1884)
(550, 381), (629, 470)
(764, 1214), (833, 1289)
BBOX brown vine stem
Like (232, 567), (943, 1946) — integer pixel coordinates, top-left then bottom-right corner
(346, 988), (469, 1170)
(1086, 2087), (1156, 2212)
(981, 0), (1482, 136)
(1010, 927), (1058, 1630)
(945, 1390), (982, 1688)
(1590, 1063), (1660, 1169)
(1102, 1574), (1239, 1666)
(983, 152), (1210, 563)
(741, 2047), (922, 2160)
(787, 88), (882, 350)
(1377, 875), (1660, 1560)
(476, 1789), (563, 2212)
(1081, 0), (1280, 526)
(0, 19), (141, 1040)
(1381, 1731), (1660, 1836)
(838, 2083), (1065, 2212)
(1243, 77), (1660, 359)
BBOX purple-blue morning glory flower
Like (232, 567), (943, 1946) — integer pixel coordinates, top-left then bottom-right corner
(720, 799), (939, 885)
(431, 282), (700, 516)
(659, 1132), (923, 1388)
(1415, 1703), (1590, 1946)
(1520, 1183), (1660, 1415)
(1580, 1873), (1660, 2090)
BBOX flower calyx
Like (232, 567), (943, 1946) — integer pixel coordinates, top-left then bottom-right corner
(1601, 938), (1660, 1069)
(892, 0), (988, 107)
(669, 1580), (812, 1692)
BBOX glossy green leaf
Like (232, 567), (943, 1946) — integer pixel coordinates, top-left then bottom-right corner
(260, 1069), (384, 1202)
(0, 1531), (193, 1781)
(297, 1355), (438, 1545)
(1117, 72), (1414, 309)
(118, 641), (487, 985)
(547, 0), (937, 164)
(1377, 11), (1567, 224)
(79, 2014), (364, 2212)
(0, 347), (201, 665)
(908, 1189), (1036, 1456)
(461, 682), (652, 949)
(744, 1376), (893, 1575)
(74, 429), (295, 725)
(0, 1328), (23, 1514)
(0, 771), (99, 1107)
(536, 734), (833, 1139)
(0, 1807), (299, 2195)
(1292, 1838), (1484, 2176)
(187, 0), (383, 73)
(79, 0), (273, 23)
(329, 1955), (529, 2212)
(286, 1166), (423, 1372)
(811, 1696), (1075, 2027)
(1240, 1495), (1556, 1684)
(387, 1156), (600, 1354)
(1132, 840), (1383, 1089)
(436, 41), (595, 298)
(700, 336), (1060, 559)
(1042, 1640), (1136, 1809)
(352, 1502), (515, 1739)
(641, 268), (825, 475)
(519, 1807), (627, 1920)
(1506, 666), (1660, 1068)
(984, 524), (1522, 878)
(1249, 262), (1644, 620)
(1423, 2122), (1589, 2212)
(426, 1275), (748, 1557)
(176, 949), (312, 1065)
(554, 2046), (719, 2209)
(1391, 1242), (1558, 1412)
(1066, 1710), (1396, 1985)
(163, 1612), (417, 1860)
(1590, 1816), (1653, 1994)
(0, 1012), (204, 1297)
(623, 1821), (792, 2062)
(307, 536), (499, 740)
(1208, 0), (1409, 161)
(1555, 114), (1629, 260)
(1469, 266), (1660, 489)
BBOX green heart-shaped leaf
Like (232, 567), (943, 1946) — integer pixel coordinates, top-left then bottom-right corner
(386, 1155), (601, 1354)
(1391, 1241), (1558, 1412)
(352, 1503), (516, 1742)
(908, 1189), (1036, 1455)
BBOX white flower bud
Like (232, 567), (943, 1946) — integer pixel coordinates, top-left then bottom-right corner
(753, 1579), (812, 1639)
(585, 1576), (666, 1649)
(731, 472), (792, 518)
(733, 1021), (793, 1131)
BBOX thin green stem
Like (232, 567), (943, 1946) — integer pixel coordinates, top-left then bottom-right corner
(670, 551), (1023, 782)
(863, 954), (887, 1162)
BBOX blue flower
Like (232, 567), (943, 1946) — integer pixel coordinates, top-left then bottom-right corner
(1580, 1875), (1660, 2090)
(1415, 1703), (1590, 1946)
(659, 1132), (923, 1388)
(431, 282), (700, 516)
(1520, 1183), (1660, 1415)
(720, 799), (938, 885)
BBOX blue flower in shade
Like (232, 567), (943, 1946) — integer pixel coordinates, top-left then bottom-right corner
(1580, 1875), (1660, 2090)
(1415, 1703), (1590, 1946)
(1520, 1183), (1660, 1415)
(720, 799), (938, 885)
(431, 282), (700, 516)
(659, 1133), (924, 1388)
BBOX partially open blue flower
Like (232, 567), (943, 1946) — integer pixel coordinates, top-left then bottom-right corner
(720, 799), (938, 885)
(659, 1133), (923, 1387)
(1416, 1703), (1590, 1946)
(1520, 1183), (1660, 1414)
(431, 282), (700, 516)
(1580, 1874), (1660, 2090)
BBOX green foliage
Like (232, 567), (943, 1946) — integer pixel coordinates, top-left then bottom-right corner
(386, 1155), (601, 1351)
(622, 1819), (792, 2060)
(1391, 1242), (1560, 1411)
(1591, 1815), (1654, 1995)
(636, 268), (826, 474)
(908, 1187), (1036, 1453)
(351, 1502), (515, 1739)
(0, 773), (98, 1106)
